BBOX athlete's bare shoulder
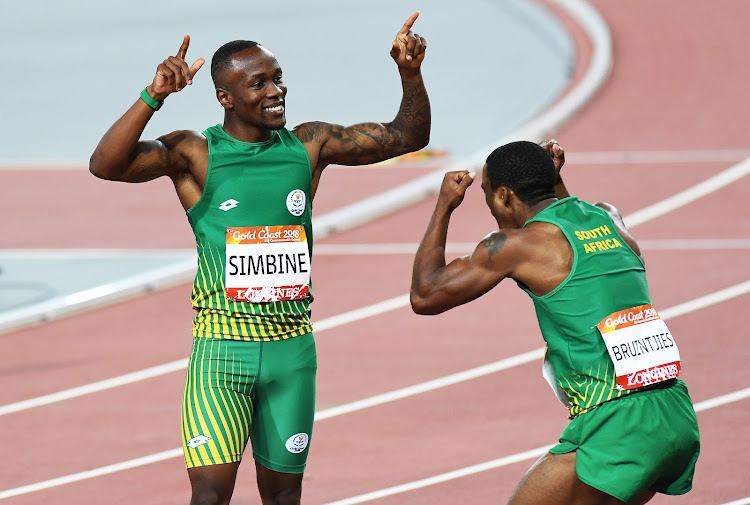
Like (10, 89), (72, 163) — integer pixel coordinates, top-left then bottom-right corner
(507, 221), (574, 296)
(160, 129), (207, 161)
(153, 129), (207, 179)
(593, 201), (642, 257)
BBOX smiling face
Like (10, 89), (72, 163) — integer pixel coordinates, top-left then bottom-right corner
(215, 46), (287, 141)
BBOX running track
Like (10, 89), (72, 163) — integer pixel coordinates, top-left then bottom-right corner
(1, 1), (749, 504)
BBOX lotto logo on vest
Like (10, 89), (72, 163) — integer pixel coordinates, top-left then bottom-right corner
(187, 435), (212, 449)
(287, 190), (305, 216)
(219, 199), (239, 212)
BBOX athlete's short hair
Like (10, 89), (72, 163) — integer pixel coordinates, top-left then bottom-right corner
(485, 141), (557, 206)
(211, 40), (260, 88)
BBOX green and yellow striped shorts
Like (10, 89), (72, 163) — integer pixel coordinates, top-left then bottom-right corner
(181, 333), (317, 473)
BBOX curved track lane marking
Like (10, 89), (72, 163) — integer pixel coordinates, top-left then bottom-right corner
(624, 157), (750, 227)
(4, 277), (750, 418)
(721, 498), (750, 505)
(569, 149), (750, 165)
(0, 295), (410, 417)
(1, 280), (749, 499)
(4, 150), (749, 414)
(318, 387), (750, 505)
(2, 385), (747, 501)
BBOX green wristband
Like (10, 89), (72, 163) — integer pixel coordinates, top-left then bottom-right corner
(140, 87), (163, 111)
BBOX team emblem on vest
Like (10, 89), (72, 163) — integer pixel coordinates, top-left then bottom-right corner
(287, 189), (306, 216)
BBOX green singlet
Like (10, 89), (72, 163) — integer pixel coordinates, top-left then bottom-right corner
(187, 125), (314, 341)
(522, 197), (700, 502)
(521, 197), (654, 418)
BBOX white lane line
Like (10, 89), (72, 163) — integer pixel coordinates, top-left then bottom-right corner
(319, 387), (750, 505)
(637, 239), (750, 250)
(322, 445), (555, 505)
(693, 387), (750, 413)
(624, 157), (750, 227)
(720, 498), (750, 505)
(314, 239), (750, 255)
(6, 277), (750, 418)
(0, 360), (188, 417)
(313, 295), (410, 333)
(568, 149), (750, 165)
(0, 350), (543, 500)
(314, 349), (545, 421)
(0, 294), (410, 417)
(659, 280), (750, 320)
(1, 280), (749, 499)
(0, 449), (185, 500)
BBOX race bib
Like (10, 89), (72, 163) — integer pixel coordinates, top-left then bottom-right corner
(596, 304), (681, 391)
(225, 225), (310, 303)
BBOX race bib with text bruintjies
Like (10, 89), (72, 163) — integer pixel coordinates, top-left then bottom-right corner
(596, 304), (681, 391)
(225, 225), (310, 303)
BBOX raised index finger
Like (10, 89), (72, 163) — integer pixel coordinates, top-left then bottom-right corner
(176, 34), (191, 59)
(398, 11), (419, 35)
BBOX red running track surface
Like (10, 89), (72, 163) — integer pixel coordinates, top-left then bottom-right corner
(1, 1), (749, 504)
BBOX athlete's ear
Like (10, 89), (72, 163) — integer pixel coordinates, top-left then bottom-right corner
(497, 187), (512, 207)
(216, 88), (233, 109)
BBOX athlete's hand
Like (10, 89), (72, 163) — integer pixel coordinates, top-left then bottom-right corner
(390, 12), (427, 70)
(540, 139), (565, 174)
(147, 34), (205, 102)
(438, 170), (475, 211)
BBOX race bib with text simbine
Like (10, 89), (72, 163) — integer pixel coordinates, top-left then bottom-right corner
(596, 304), (681, 391)
(225, 225), (310, 303)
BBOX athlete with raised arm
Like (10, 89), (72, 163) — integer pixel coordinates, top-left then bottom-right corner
(410, 140), (699, 505)
(90, 12), (429, 505)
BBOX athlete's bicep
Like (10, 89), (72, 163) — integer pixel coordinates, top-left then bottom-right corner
(114, 131), (193, 183)
(411, 232), (516, 315)
(115, 139), (172, 182)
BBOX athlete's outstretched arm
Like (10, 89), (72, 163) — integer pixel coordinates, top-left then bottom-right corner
(293, 12), (431, 171)
(89, 35), (205, 183)
(410, 171), (519, 315)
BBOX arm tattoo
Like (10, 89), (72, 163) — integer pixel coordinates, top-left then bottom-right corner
(482, 233), (507, 260)
(390, 78), (430, 145)
(298, 73), (430, 166)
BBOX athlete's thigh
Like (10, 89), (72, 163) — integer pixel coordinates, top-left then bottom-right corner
(182, 338), (259, 468)
(251, 333), (317, 474)
(509, 452), (625, 505)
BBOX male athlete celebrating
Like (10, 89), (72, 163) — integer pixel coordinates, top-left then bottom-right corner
(90, 13), (429, 505)
(410, 140), (699, 504)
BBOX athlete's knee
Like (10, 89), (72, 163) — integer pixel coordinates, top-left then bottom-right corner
(188, 464), (238, 505)
(189, 484), (233, 505)
(258, 485), (302, 505)
(256, 464), (304, 505)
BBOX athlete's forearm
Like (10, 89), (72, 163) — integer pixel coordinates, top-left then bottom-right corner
(388, 68), (431, 153)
